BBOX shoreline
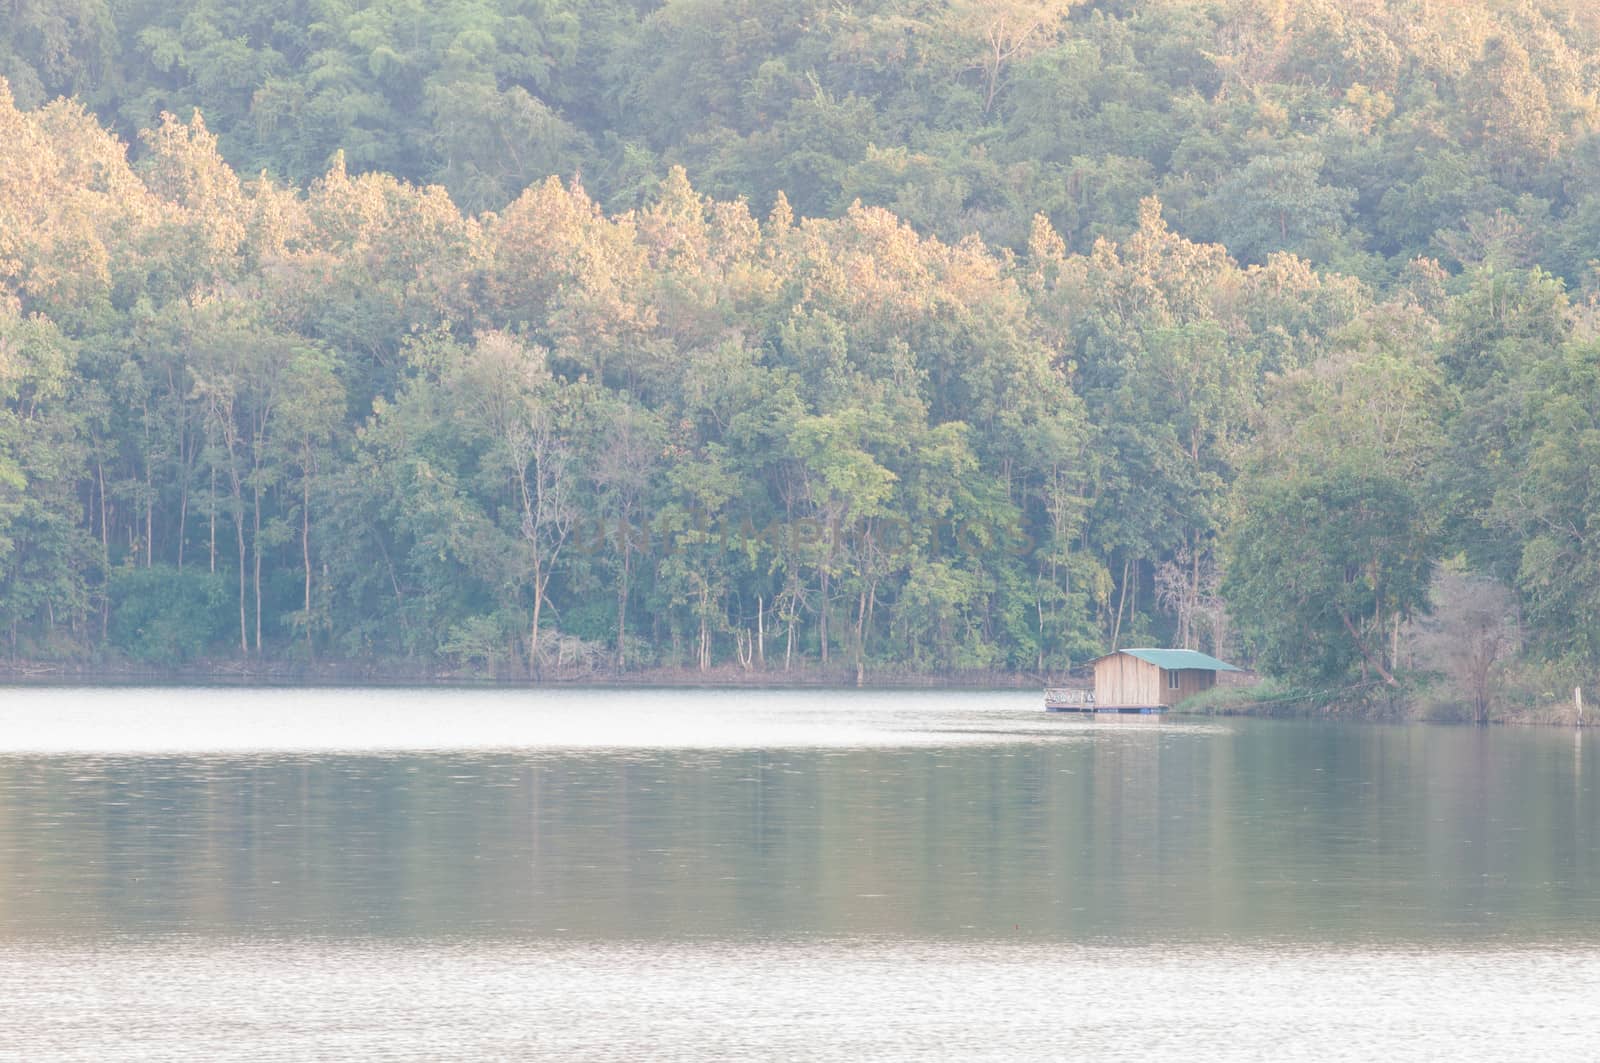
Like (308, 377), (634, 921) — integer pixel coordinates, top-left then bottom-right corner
(2, 665), (1589, 726)
(0, 660), (1050, 691)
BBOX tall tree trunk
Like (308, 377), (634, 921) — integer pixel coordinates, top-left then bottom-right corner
(253, 479), (262, 653)
(1374, 578), (1383, 674)
(142, 397), (154, 568)
(785, 608), (795, 672)
(174, 367), (188, 571)
(1037, 598), (1045, 672)
(1110, 556), (1132, 651)
(375, 532), (409, 650)
(698, 583), (710, 671)
(1189, 539), (1201, 650)
(96, 460), (109, 642)
(819, 567), (830, 665)
(177, 471), (189, 571)
(529, 557), (544, 680)
(302, 450), (313, 661)
(232, 492), (247, 655)
(1340, 611), (1397, 686)
(222, 434), (248, 655)
(616, 546), (629, 671)
(854, 587), (868, 687)
(983, 43), (1002, 114)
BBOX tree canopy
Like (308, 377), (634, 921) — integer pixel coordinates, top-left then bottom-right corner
(4, 2), (1600, 710)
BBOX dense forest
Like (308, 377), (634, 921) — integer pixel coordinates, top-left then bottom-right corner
(3, 0), (1600, 713)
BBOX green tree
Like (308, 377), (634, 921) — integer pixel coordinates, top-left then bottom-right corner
(1226, 466), (1431, 687)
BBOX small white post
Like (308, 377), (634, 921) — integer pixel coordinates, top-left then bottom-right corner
(1576, 686), (1584, 725)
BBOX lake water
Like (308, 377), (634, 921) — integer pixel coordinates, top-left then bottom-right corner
(0, 687), (1597, 1060)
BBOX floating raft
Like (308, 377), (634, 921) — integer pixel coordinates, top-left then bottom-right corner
(1043, 688), (1166, 714)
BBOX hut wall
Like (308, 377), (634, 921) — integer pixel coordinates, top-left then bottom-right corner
(1159, 668), (1217, 706)
(1094, 654), (1161, 708)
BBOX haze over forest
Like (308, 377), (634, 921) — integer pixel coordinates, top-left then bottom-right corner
(3, 0), (1600, 713)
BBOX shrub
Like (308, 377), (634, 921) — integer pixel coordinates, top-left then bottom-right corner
(108, 565), (233, 664)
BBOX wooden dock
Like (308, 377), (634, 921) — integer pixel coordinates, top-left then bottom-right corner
(1043, 687), (1165, 714)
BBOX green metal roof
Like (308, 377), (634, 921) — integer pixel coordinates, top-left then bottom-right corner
(1102, 648), (1241, 672)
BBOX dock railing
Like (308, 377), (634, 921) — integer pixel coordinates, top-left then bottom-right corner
(1044, 687), (1093, 709)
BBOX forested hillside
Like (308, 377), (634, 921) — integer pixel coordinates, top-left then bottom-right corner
(3, 0), (1599, 712)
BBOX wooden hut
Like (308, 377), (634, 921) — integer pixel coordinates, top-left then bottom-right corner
(1046, 648), (1240, 713)
(1090, 648), (1240, 711)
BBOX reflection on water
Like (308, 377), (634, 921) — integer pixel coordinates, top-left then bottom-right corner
(0, 686), (1076, 753)
(3, 940), (1598, 1062)
(0, 687), (1597, 1057)
(0, 688), (1594, 943)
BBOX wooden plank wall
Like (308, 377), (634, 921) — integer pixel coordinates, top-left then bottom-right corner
(1095, 654), (1162, 707)
(1160, 668), (1216, 706)
(1095, 655), (1219, 708)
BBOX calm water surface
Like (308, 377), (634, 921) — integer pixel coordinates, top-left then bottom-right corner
(0, 687), (1597, 1059)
